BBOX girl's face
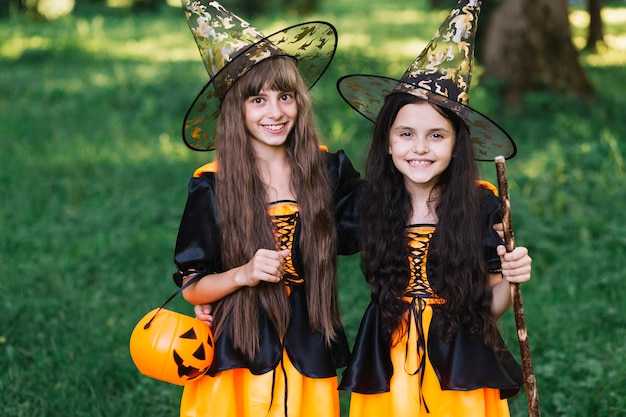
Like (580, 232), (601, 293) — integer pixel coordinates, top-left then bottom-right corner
(388, 101), (456, 194)
(244, 87), (298, 153)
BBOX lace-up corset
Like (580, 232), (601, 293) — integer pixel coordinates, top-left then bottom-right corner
(405, 225), (438, 299)
(268, 200), (302, 285)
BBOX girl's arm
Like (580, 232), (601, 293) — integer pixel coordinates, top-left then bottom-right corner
(489, 245), (532, 318)
(181, 248), (290, 305)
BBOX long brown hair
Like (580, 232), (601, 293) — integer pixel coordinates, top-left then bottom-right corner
(361, 92), (499, 348)
(212, 56), (340, 360)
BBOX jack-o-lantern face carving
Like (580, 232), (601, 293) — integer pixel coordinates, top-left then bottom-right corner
(130, 308), (215, 385)
(173, 327), (213, 379)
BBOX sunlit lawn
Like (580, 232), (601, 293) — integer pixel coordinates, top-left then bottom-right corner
(1, 1), (625, 416)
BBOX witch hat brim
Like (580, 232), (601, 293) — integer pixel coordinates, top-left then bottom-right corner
(336, 0), (516, 161)
(183, 21), (338, 152)
(337, 74), (516, 161)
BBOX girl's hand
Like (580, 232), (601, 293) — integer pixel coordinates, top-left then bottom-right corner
(181, 249), (290, 306)
(194, 303), (213, 327)
(237, 248), (291, 287)
(497, 245), (532, 284)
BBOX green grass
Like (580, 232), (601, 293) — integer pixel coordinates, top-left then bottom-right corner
(1, 1), (625, 416)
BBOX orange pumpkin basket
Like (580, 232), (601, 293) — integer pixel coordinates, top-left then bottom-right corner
(129, 274), (214, 385)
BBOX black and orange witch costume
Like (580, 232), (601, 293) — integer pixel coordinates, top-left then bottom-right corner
(336, 0), (522, 415)
(339, 191), (522, 416)
(174, 150), (361, 416)
(172, 1), (362, 416)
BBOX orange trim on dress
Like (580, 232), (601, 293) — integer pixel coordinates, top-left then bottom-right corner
(477, 180), (498, 196)
(194, 160), (218, 177)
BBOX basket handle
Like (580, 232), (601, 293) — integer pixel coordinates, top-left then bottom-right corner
(144, 273), (207, 329)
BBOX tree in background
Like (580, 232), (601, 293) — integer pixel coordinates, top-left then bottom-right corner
(1, 0), (24, 19)
(481, 0), (594, 106)
(586, 0), (605, 51)
(0, 0), (9, 18)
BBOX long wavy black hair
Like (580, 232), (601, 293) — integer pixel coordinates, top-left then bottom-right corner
(360, 92), (499, 348)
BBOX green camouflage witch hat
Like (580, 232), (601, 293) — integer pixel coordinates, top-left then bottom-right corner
(181, 0), (338, 151)
(337, 0), (516, 160)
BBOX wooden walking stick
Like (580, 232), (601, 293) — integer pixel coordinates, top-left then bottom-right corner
(494, 155), (541, 417)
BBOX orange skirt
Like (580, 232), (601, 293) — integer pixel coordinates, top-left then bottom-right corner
(180, 349), (340, 417)
(348, 303), (510, 417)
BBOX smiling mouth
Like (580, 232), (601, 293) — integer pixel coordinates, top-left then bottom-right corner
(408, 160), (432, 167)
(262, 124), (286, 132)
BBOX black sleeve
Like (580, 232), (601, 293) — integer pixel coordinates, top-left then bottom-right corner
(481, 188), (504, 273)
(324, 150), (363, 256)
(172, 173), (223, 286)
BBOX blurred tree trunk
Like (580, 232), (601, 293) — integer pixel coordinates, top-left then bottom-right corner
(481, 0), (594, 105)
(0, 0), (26, 18)
(585, 0), (605, 51)
(0, 0), (9, 18)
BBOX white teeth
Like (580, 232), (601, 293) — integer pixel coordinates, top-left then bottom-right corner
(264, 124), (284, 131)
(409, 160), (431, 166)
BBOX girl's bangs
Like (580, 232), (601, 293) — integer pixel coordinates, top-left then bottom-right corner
(240, 57), (300, 97)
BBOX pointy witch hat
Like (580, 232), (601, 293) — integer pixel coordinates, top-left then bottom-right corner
(337, 0), (516, 160)
(181, 0), (338, 151)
